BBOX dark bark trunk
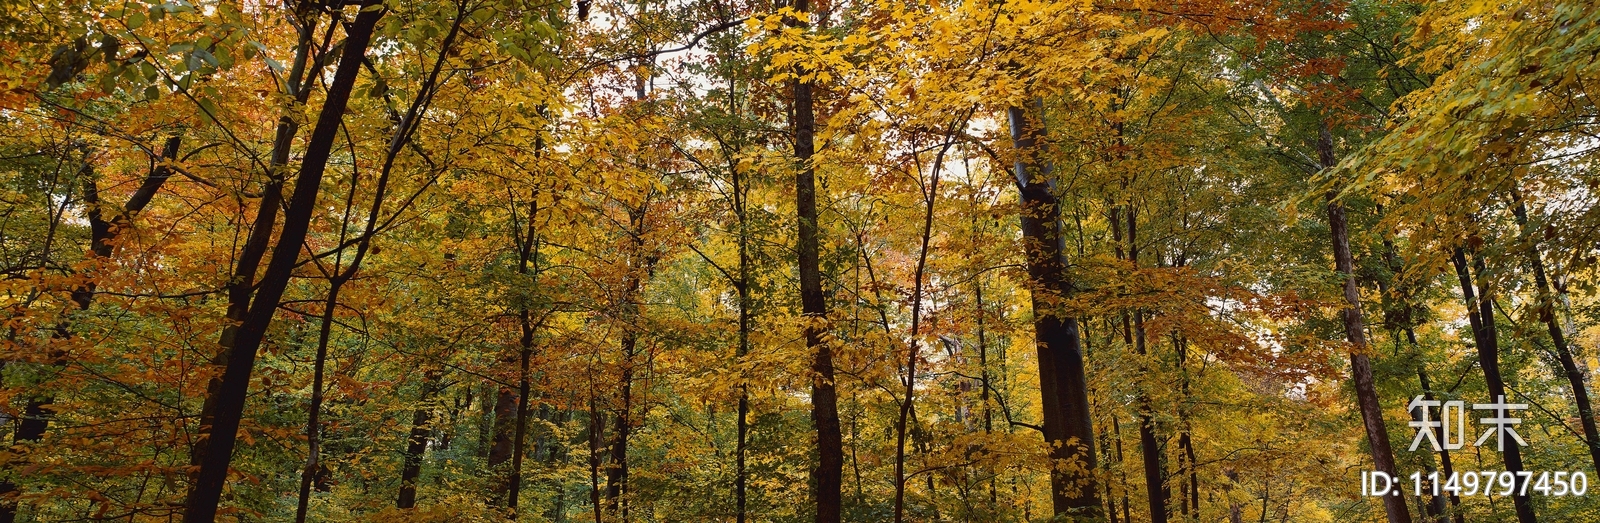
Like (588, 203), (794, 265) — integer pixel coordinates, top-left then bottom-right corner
(1176, 335), (1199, 520)
(588, 400), (605, 523)
(735, 163), (752, 523)
(180, 5), (384, 521)
(508, 193), (542, 514)
(1511, 200), (1600, 474)
(488, 380), (519, 502)
(189, 7), (329, 478)
(1450, 248), (1536, 523)
(1007, 99), (1101, 517)
(1319, 123), (1410, 523)
(1113, 204), (1168, 523)
(294, 282), (343, 523)
(788, 2), (841, 521)
(397, 370), (443, 509)
(605, 362), (631, 518)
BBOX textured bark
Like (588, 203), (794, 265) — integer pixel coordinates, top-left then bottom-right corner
(488, 381), (519, 501)
(1007, 99), (1101, 517)
(788, 1), (841, 521)
(1319, 124), (1410, 523)
(180, 5), (384, 521)
(1450, 248), (1537, 523)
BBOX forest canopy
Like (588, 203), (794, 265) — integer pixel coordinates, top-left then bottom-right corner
(1, 0), (1598, 522)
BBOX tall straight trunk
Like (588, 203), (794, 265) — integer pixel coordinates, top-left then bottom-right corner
(734, 164), (752, 523)
(605, 361), (632, 518)
(975, 269), (997, 510)
(0, 135), (182, 523)
(508, 193), (543, 513)
(1175, 334), (1199, 519)
(507, 334), (533, 513)
(1450, 248), (1536, 523)
(1511, 200), (1600, 473)
(397, 370), (444, 509)
(588, 399), (605, 523)
(1318, 123), (1410, 523)
(606, 201), (652, 520)
(1007, 99), (1101, 517)
(788, 1), (841, 521)
(180, 5), (384, 521)
(1113, 204), (1167, 523)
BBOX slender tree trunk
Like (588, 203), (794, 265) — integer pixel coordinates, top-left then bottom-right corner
(788, 1), (841, 521)
(1511, 200), (1600, 474)
(294, 281), (344, 523)
(1114, 204), (1168, 523)
(588, 399), (605, 523)
(397, 370), (443, 509)
(1007, 99), (1101, 517)
(734, 165), (752, 523)
(605, 361), (632, 518)
(507, 194), (543, 515)
(1318, 123), (1410, 523)
(1450, 248), (1536, 523)
(1176, 334), (1199, 520)
(893, 131), (953, 523)
(180, 5), (384, 521)
(1114, 414), (1131, 523)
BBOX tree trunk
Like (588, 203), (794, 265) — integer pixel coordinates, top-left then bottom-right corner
(1511, 200), (1600, 474)
(1007, 99), (1101, 517)
(294, 281), (343, 523)
(734, 163), (752, 523)
(1319, 123), (1410, 523)
(1411, 346), (1462, 523)
(189, 5), (327, 480)
(508, 194), (543, 514)
(788, 1), (841, 521)
(1450, 248), (1536, 523)
(180, 5), (384, 521)
(488, 379), (519, 503)
(397, 370), (443, 509)
(605, 360), (632, 519)
(1113, 204), (1168, 523)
